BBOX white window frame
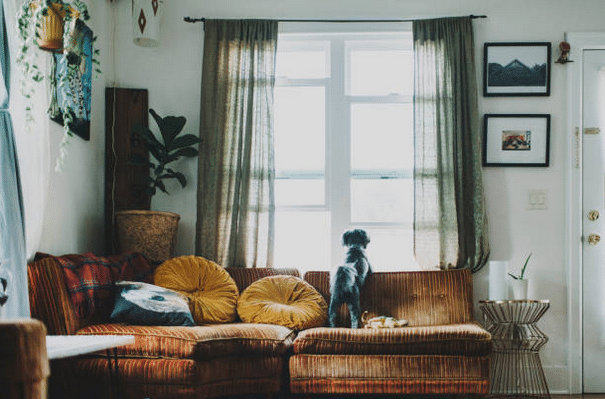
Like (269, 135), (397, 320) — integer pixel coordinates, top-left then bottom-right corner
(275, 24), (415, 272)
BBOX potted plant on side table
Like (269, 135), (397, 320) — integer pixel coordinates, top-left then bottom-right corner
(508, 253), (532, 299)
(114, 109), (201, 262)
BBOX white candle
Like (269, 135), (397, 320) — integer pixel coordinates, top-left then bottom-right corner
(489, 260), (508, 300)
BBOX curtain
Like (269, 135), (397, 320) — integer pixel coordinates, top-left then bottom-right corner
(413, 17), (489, 273)
(197, 19), (278, 268)
(0, 1), (29, 317)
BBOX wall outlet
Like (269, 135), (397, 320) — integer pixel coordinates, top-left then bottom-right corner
(527, 189), (548, 210)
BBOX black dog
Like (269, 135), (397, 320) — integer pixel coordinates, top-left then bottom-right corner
(328, 229), (372, 328)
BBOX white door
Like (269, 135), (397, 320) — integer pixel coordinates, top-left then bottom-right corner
(582, 48), (605, 393)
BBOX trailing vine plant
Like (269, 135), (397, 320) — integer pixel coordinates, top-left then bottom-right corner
(16, 0), (101, 170)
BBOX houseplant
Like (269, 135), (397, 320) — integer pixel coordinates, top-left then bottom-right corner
(16, 0), (100, 169)
(508, 253), (532, 299)
(114, 109), (201, 261)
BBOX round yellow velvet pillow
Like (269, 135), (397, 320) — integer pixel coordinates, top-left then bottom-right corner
(237, 275), (328, 330)
(154, 255), (239, 325)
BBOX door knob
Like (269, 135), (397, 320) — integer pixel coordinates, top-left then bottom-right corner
(588, 234), (601, 246)
(588, 210), (600, 221)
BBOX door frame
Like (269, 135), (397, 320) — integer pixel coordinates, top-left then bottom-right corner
(566, 31), (605, 394)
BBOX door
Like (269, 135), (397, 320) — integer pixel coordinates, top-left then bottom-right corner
(582, 48), (605, 393)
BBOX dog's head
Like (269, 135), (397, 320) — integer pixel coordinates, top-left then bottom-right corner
(342, 229), (370, 249)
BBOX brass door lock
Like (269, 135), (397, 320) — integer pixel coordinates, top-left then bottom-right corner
(588, 234), (601, 246)
(588, 210), (600, 221)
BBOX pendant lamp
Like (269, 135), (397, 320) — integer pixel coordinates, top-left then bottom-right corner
(132, 0), (161, 47)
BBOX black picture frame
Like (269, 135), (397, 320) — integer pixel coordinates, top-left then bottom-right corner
(483, 42), (551, 97)
(482, 114), (550, 167)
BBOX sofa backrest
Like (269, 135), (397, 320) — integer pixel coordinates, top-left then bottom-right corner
(27, 255), (302, 335)
(304, 269), (474, 327)
(226, 267), (300, 294)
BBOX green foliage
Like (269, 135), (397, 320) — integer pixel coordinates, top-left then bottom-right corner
(508, 253), (532, 280)
(16, 0), (101, 170)
(132, 109), (202, 196)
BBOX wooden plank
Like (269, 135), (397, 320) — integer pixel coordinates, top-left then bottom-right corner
(105, 88), (150, 254)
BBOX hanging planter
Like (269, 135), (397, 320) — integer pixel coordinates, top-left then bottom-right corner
(17, 0), (100, 170)
(33, 2), (72, 51)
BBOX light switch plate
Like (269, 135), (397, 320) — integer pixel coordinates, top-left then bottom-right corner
(527, 189), (548, 210)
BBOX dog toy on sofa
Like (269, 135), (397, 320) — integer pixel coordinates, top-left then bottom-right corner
(361, 311), (408, 329)
(328, 229), (372, 328)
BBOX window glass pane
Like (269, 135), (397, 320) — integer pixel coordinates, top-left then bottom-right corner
(274, 86), (325, 172)
(363, 228), (417, 271)
(276, 41), (328, 79)
(276, 179), (324, 206)
(351, 178), (413, 223)
(351, 103), (413, 171)
(348, 45), (412, 96)
(274, 211), (330, 274)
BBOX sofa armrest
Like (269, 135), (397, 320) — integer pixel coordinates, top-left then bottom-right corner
(28, 257), (79, 335)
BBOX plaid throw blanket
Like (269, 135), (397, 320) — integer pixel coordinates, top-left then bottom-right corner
(35, 252), (157, 319)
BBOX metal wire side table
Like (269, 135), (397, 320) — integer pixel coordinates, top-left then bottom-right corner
(479, 300), (551, 399)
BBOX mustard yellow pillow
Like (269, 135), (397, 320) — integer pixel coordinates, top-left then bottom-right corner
(154, 256), (239, 324)
(237, 275), (328, 330)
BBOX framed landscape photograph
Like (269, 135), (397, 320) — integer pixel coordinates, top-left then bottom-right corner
(483, 114), (550, 167)
(483, 42), (551, 96)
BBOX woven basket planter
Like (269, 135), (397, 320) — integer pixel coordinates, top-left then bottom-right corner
(30, 2), (80, 51)
(115, 210), (180, 262)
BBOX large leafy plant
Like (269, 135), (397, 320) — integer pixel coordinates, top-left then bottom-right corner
(133, 109), (202, 196)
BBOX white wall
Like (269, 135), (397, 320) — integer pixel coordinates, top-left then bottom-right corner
(16, 0), (605, 393)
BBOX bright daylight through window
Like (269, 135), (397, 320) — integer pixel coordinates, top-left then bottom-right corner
(273, 27), (417, 275)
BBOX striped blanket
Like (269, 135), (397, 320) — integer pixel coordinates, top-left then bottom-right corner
(35, 252), (157, 319)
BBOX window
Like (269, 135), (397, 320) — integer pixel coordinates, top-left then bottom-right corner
(274, 26), (417, 275)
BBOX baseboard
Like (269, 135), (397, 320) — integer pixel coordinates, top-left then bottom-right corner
(544, 364), (571, 394)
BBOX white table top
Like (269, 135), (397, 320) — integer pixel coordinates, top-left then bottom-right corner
(46, 335), (135, 360)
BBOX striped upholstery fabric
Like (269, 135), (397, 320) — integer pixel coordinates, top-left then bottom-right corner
(293, 269), (491, 395)
(28, 257), (79, 335)
(305, 269), (474, 327)
(31, 262), (302, 399)
(289, 354), (490, 394)
(77, 322), (295, 360)
(227, 267), (300, 294)
(294, 323), (491, 356)
(52, 355), (286, 399)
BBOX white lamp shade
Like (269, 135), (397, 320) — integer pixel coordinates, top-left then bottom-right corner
(132, 0), (161, 47)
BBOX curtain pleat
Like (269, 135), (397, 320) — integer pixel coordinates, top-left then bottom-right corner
(413, 17), (489, 273)
(0, 1), (29, 317)
(197, 20), (278, 268)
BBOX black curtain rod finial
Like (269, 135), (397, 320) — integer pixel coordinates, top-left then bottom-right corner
(184, 16), (205, 23)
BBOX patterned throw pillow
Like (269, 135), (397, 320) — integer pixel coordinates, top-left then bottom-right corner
(110, 281), (195, 326)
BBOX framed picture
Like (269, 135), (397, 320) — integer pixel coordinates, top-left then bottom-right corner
(483, 42), (551, 97)
(483, 114), (550, 167)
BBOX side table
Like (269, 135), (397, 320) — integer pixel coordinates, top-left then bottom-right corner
(46, 335), (135, 399)
(479, 300), (550, 399)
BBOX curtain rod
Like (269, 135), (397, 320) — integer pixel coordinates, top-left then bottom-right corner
(183, 15), (487, 24)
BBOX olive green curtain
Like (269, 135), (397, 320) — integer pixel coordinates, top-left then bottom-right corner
(197, 19), (278, 268)
(413, 17), (489, 273)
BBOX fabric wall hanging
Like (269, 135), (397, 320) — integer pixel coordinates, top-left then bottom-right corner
(48, 19), (93, 141)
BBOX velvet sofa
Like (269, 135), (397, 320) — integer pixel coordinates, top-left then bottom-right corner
(27, 253), (299, 399)
(27, 253), (491, 399)
(293, 269), (492, 395)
